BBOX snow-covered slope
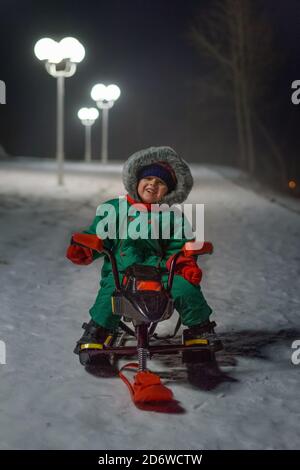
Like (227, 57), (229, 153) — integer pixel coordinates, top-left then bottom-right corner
(0, 160), (299, 450)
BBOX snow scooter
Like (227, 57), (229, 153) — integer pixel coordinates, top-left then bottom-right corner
(72, 233), (217, 410)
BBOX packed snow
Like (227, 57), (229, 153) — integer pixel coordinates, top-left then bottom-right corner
(0, 158), (299, 450)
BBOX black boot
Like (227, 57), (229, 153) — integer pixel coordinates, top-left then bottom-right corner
(74, 319), (115, 368)
(182, 320), (223, 364)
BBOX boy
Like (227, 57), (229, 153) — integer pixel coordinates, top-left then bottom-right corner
(66, 146), (222, 368)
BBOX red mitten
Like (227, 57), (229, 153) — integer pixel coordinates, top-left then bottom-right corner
(66, 244), (94, 265)
(166, 254), (202, 285)
(181, 264), (202, 285)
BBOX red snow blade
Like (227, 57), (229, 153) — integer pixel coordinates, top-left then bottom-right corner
(119, 363), (184, 413)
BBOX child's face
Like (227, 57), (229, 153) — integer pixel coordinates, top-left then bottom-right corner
(137, 176), (169, 203)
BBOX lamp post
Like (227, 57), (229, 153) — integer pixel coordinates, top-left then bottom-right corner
(77, 107), (99, 162)
(34, 37), (85, 185)
(90, 83), (121, 164)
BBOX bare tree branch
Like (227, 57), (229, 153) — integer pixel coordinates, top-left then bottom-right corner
(190, 25), (233, 71)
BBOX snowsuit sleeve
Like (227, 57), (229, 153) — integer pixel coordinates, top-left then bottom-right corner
(82, 199), (118, 260)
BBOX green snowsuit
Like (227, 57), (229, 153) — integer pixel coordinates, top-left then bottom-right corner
(83, 196), (212, 330)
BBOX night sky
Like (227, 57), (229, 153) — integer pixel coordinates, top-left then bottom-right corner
(0, 0), (300, 174)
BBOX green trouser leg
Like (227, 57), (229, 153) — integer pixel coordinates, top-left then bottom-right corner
(89, 273), (212, 330)
(89, 273), (121, 330)
(162, 274), (212, 326)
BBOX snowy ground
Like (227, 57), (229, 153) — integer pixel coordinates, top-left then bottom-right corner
(0, 158), (299, 450)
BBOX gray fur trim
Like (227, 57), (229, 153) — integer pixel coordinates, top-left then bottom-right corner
(122, 146), (193, 205)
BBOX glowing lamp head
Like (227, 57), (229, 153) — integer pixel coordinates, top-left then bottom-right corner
(59, 37), (85, 63)
(91, 83), (121, 102)
(105, 84), (121, 101)
(91, 84), (107, 102)
(78, 107), (99, 122)
(34, 37), (85, 64)
(34, 38), (58, 61)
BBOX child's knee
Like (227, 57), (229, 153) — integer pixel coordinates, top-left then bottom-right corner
(171, 274), (200, 297)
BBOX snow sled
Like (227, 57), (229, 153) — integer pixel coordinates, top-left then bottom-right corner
(72, 233), (216, 410)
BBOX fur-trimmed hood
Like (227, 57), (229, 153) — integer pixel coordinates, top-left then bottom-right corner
(122, 146), (193, 205)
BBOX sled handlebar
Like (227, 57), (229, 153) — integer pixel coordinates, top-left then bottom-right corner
(182, 241), (214, 256)
(71, 233), (213, 293)
(167, 241), (213, 291)
(71, 233), (104, 252)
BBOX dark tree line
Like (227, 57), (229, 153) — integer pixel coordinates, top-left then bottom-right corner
(189, 0), (288, 189)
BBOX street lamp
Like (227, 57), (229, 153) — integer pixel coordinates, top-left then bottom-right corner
(77, 107), (99, 162)
(90, 83), (121, 164)
(34, 37), (85, 184)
